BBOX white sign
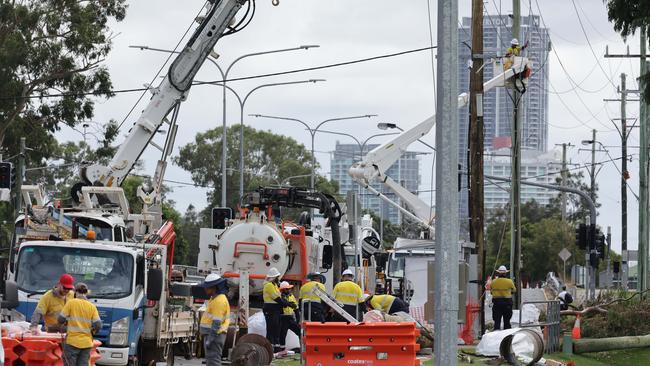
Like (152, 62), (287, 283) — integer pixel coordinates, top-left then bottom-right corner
(558, 248), (571, 262)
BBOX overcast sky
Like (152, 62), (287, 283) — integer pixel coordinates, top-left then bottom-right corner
(55, 0), (643, 259)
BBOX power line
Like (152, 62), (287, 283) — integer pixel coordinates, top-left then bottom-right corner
(0, 45), (438, 102)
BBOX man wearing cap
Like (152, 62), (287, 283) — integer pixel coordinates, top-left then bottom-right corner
(364, 293), (409, 315)
(299, 272), (327, 322)
(198, 273), (230, 366)
(58, 283), (102, 366)
(491, 265), (516, 330)
(263, 268), (290, 352)
(332, 269), (364, 321)
(278, 281), (300, 352)
(30, 274), (75, 333)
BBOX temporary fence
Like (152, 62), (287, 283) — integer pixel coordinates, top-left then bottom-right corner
(2, 333), (102, 366)
(303, 322), (420, 366)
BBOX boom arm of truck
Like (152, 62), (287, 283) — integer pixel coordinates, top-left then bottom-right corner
(81, 0), (248, 187)
(348, 57), (531, 228)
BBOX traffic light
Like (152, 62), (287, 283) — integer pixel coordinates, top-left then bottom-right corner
(596, 232), (606, 259)
(211, 207), (232, 229)
(0, 162), (12, 189)
(613, 261), (620, 274)
(575, 223), (587, 250)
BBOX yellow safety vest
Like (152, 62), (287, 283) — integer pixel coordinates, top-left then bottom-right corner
(263, 281), (281, 304)
(282, 294), (298, 316)
(506, 46), (521, 56)
(299, 281), (325, 303)
(60, 298), (101, 349)
(491, 278), (516, 299)
(332, 281), (363, 306)
(34, 289), (74, 328)
(200, 294), (230, 334)
(370, 295), (395, 313)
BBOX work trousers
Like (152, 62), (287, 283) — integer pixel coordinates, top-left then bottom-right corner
(388, 298), (410, 314)
(263, 303), (283, 350)
(492, 297), (513, 330)
(301, 301), (325, 322)
(62, 344), (91, 366)
(203, 333), (226, 366)
(279, 315), (301, 349)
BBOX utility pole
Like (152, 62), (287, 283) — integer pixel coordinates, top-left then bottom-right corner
(509, 0), (522, 310)
(607, 226), (612, 288)
(639, 29), (649, 294)
(434, 0), (459, 364)
(590, 129), (596, 203)
(621, 73), (629, 290)
(16, 138), (25, 216)
(554, 143), (574, 221)
(589, 129), (596, 299)
(468, 0), (485, 335)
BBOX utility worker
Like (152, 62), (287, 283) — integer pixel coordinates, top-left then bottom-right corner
(263, 268), (291, 352)
(30, 273), (75, 333)
(364, 294), (410, 314)
(505, 38), (528, 57)
(332, 269), (364, 321)
(299, 272), (327, 322)
(491, 265), (516, 330)
(278, 281), (301, 352)
(198, 273), (230, 366)
(58, 283), (102, 366)
(557, 286), (573, 311)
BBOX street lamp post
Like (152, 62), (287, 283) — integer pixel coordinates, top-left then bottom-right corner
(130, 44), (319, 207)
(249, 114), (377, 189)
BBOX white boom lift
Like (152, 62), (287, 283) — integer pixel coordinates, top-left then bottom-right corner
(81, 0), (248, 197)
(348, 57), (532, 228)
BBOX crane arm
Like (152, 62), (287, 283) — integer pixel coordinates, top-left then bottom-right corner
(348, 57), (531, 225)
(82, 0), (247, 187)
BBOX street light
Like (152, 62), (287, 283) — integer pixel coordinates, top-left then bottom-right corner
(130, 44), (320, 207)
(249, 114), (377, 189)
(211, 79), (325, 200)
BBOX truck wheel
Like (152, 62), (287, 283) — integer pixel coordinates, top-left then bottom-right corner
(165, 346), (175, 366)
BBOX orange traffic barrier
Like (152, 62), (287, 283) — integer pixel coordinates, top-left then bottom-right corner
(21, 339), (63, 366)
(303, 322), (421, 366)
(89, 340), (102, 366)
(2, 337), (25, 366)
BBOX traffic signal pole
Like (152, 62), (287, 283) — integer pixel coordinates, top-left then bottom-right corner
(15, 137), (25, 217)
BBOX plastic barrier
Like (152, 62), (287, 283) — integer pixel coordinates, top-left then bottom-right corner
(303, 322), (420, 366)
(2, 335), (102, 366)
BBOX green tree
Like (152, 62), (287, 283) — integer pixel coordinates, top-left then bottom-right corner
(0, 0), (126, 161)
(182, 204), (201, 266)
(548, 170), (599, 223)
(604, 0), (650, 101)
(174, 125), (340, 213)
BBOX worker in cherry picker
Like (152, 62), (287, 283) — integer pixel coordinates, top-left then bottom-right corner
(263, 268), (294, 352)
(299, 272), (327, 321)
(30, 273), (75, 333)
(491, 265), (516, 330)
(198, 273), (230, 366)
(278, 281), (301, 352)
(332, 269), (365, 321)
(504, 38), (528, 69)
(364, 293), (410, 315)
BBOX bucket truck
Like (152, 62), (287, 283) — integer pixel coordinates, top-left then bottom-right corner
(349, 57), (532, 310)
(7, 1), (261, 365)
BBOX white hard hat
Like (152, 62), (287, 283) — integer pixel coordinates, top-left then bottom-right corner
(361, 293), (371, 302)
(267, 267), (281, 278)
(511, 38), (519, 46)
(497, 265), (509, 273)
(342, 269), (355, 278)
(280, 281), (293, 290)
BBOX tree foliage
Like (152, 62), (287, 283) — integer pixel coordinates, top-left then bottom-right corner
(0, 0), (126, 164)
(174, 125), (339, 216)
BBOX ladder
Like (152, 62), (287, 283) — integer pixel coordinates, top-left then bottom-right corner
(309, 286), (357, 323)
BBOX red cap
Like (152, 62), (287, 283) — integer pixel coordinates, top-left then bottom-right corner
(59, 274), (74, 289)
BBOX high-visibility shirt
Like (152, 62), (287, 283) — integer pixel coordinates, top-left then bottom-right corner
(282, 294), (298, 316)
(263, 281), (281, 304)
(60, 299), (101, 349)
(299, 281), (325, 303)
(506, 46), (521, 56)
(32, 289), (74, 328)
(200, 294), (230, 334)
(491, 278), (516, 298)
(332, 281), (363, 306)
(369, 295), (396, 313)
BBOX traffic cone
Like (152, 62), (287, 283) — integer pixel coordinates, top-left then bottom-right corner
(571, 315), (581, 340)
(567, 360), (576, 366)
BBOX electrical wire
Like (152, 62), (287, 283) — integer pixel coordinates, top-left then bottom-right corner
(0, 46), (438, 101)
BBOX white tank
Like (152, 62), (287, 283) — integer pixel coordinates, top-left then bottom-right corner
(215, 213), (289, 294)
